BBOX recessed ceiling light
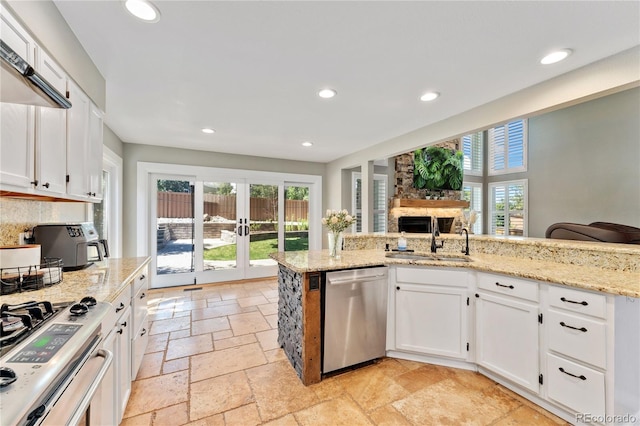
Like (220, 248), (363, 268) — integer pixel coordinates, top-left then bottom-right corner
(420, 91), (440, 102)
(302, 141), (313, 147)
(123, 0), (161, 23)
(318, 88), (337, 99)
(540, 49), (572, 65)
(201, 128), (215, 134)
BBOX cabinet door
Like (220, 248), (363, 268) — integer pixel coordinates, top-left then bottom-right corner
(66, 80), (90, 197)
(94, 327), (117, 426)
(34, 49), (67, 194)
(0, 5), (35, 188)
(395, 283), (468, 359)
(476, 291), (540, 393)
(116, 307), (132, 423)
(132, 317), (149, 380)
(87, 103), (103, 199)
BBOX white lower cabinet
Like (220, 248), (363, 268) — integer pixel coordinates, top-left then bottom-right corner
(475, 289), (540, 393)
(98, 287), (132, 425)
(95, 263), (149, 425)
(388, 266), (639, 424)
(131, 268), (149, 379)
(388, 266), (470, 361)
(546, 352), (606, 417)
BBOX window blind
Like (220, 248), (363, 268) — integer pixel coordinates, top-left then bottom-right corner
(462, 183), (482, 234)
(489, 119), (527, 175)
(462, 131), (483, 175)
(489, 180), (527, 236)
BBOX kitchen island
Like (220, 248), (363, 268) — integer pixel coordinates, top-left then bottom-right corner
(270, 235), (640, 423)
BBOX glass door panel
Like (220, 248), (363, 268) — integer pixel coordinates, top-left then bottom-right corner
(201, 181), (238, 272)
(284, 185), (309, 252)
(155, 178), (195, 283)
(248, 184), (278, 268)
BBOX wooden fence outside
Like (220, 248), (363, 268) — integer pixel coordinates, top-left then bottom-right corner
(157, 192), (308, 221)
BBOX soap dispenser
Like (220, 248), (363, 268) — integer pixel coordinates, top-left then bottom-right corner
(398, 232), (407, 251)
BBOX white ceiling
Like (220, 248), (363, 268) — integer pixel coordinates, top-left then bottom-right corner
(53, 1), (639, 163)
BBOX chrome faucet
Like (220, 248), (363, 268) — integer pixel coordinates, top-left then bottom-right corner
(430, 216), (444, 253)
(460, 228), (470, 255)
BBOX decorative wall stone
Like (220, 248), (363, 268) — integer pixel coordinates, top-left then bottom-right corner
(388, 139), (464, 232)
(277, 264), (304, 379)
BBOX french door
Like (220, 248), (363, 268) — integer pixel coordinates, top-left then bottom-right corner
(148, 169), (319, 288)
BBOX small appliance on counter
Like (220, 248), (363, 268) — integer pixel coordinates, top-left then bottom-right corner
(32, 223), (109, 271)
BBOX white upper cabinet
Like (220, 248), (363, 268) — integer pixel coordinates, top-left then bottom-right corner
(66, 79), (90, 198)
(88, 103), (104, 199)
(66, 80), (103, 200)
(0, 4), (35, 188)
(34, 49), (67, 194)
(0, 5), (103, 201)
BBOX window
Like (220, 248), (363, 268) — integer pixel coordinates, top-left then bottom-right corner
(352, 173), (387, 233)
(488, 119), (527, 175)
(372, 177), (387, 232)
(90, 147), (122, 257)
(462, 131), (483, 176)
(489, 180), (527, 236)
(462, 183), (482, 234)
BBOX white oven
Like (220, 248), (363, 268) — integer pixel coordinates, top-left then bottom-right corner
(0, 300), (112, 426)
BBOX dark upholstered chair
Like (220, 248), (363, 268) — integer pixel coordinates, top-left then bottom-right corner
(545, 222), (640, 245)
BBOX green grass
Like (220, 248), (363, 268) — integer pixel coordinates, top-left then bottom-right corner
(203, 236), (308, 261)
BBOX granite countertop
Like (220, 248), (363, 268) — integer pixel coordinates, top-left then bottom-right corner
(0, 257), (151, 306)
(269, 250), (640, 298)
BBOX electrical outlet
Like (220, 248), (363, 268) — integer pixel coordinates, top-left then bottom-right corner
(19, 232), (26, 245)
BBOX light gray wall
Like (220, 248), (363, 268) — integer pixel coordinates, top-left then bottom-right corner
(103, 125), (124, 158)
(5, 0), (106, 110)
(325, 47), (640, 216)
(122, 143), (326, 257)
(525, 87), (640, 236)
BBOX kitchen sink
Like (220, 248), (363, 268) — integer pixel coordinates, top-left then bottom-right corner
(385, 252), (472, 262)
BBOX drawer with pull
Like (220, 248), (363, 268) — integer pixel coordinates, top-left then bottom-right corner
(132, 268), (148, 295)
(548, 285), (607, 319)
(103, 285), (132, 328)
(132, 284), (148, 333)
(546, 353), (605, 417)
(477, 272), (538, 302)
(546, 309), (606, 368)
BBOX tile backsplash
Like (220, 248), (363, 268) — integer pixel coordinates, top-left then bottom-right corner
(0, 198), (89, 246)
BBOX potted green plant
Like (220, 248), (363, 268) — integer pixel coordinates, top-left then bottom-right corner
(413, 146), (464, 191)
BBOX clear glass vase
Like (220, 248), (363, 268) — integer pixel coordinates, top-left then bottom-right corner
(327, 231), (343, 258)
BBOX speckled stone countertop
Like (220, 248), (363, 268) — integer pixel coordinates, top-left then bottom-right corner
(270, 240), (640, 298)
(0, 257), (151, 306)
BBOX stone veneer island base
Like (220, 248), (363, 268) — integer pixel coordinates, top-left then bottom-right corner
(276, 265), (323, 385)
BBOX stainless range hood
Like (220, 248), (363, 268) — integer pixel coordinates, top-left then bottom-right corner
(0, 39), (71, 109)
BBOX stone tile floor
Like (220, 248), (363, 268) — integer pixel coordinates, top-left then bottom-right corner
(122, 278), (569, 426)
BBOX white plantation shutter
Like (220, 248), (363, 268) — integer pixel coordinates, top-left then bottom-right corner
(489, 180), (527, 236)
(462, 183), (482, 234)
(462, 132), (483, 176)
(373, 177), (387, 232)
(353, 175), (362, 232)
(352, 173), (387, 233)
(489, 126), (505, 173)
(489, 119), (527, 175)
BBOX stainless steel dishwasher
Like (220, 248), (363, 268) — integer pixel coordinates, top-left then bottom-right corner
(323, 266), (388, 373)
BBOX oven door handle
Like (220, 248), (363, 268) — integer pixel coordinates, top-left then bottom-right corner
(41, 348), (113, 426)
